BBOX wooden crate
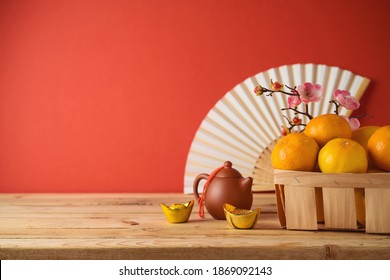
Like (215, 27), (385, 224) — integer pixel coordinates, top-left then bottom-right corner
(274, 169), (390, 233)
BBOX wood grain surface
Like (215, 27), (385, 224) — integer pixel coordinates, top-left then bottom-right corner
(0, 193), (389, 260)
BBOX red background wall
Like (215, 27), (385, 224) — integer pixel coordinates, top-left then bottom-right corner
(0, 0), (389, 193)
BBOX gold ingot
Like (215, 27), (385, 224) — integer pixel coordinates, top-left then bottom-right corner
(223, 203), (260, 229)
(160, 200), (194, 223)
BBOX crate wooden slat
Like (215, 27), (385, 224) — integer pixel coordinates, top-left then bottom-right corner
(322, 188), (357, 230)
(274, 169), (390, 233)
(284, 186), (317, 230)
(274, 170), (389, 188)
(366, 188), (390, 233)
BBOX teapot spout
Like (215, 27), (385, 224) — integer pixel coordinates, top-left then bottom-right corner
(240, 177), (253, 192)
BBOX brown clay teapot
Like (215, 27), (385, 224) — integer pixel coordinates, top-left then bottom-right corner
(193, 161), (253, 220)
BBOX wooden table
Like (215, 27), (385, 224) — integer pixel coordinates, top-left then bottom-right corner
(0, 193), (389, 260)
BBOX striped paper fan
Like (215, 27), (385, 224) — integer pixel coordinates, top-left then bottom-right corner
(184, 63), (370, 193)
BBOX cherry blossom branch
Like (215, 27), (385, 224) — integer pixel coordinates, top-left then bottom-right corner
(281, 107), (313, 119)
(254, 81), (365, 134)
(282, 115), (306, 131)
(350, 104), (373, 119)
(329, 100), (340, 115)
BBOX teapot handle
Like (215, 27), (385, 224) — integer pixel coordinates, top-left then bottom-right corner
(193, 173), (209, 201)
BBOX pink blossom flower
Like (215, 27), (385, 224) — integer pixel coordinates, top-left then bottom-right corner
(334, 90), (360, 110)
(349, 117), (360, 130)
(334, 89), (351, 99)
(340, 115), (361, 131)
(287, 95), (302, 108)
(344, 96), (360, 110)
(296, 82), (323, 104)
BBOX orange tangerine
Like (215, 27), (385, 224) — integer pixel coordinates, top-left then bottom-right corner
(271, 133), (319, 171)
(351, 125), (380, 169)
(367, 125), (390, 171)
(318, 138), (367, 173)
(304, 114), (352, 147)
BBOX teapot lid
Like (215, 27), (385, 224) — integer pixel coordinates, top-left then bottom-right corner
(215, 161), (242, 178)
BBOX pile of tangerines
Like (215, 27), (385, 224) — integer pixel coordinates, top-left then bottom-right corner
(271, 114), (390, 174)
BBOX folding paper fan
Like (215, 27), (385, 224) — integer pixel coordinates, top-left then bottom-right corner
(184, 63), (370, 193)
